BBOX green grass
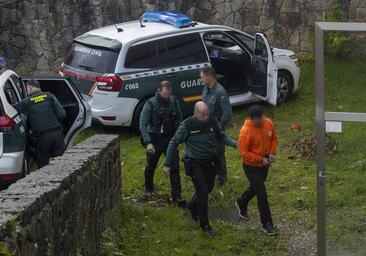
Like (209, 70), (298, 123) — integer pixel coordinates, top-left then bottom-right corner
(76, 57), (366, 255)
(101, 204), (287, 256)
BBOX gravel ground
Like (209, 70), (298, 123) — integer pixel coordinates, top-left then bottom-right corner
(208, 206), (317, 256)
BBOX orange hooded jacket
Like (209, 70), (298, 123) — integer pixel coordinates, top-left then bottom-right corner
(238, 117), (278, 168)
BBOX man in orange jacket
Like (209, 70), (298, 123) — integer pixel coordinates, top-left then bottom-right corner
(236, 105), (278, 235)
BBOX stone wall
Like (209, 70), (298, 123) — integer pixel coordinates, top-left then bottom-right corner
(1, 0), (366, 75)
(0, 134), (121, 256)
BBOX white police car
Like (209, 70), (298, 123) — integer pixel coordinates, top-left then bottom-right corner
(59, 12), (300, 130)
(0, 66), (91, 187)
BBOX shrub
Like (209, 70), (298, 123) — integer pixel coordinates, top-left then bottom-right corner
(308, 5), (353, 59)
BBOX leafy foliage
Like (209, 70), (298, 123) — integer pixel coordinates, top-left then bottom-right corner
(308, 5), (353, 58)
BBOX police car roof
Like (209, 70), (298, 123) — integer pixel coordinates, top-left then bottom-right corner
(84, 20), (225, 45)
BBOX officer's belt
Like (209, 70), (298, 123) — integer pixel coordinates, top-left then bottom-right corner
(34, 125), (62, 136)
(187, 157), (216, 168)
(148, 126), (163, 134)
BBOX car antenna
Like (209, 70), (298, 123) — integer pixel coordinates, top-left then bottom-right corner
(114, 24), (123, 32)
(139, 15), (146, 28)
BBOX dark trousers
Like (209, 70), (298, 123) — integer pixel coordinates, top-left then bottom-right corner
(144, 134), (182, 199)
(237, 164), (273, 227)
(189, 160), (216, 228)
(216, 142), (227, 183)
(32, 131), (65, 168)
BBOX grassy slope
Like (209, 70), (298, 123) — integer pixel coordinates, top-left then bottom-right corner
(76, 58), (366, 255)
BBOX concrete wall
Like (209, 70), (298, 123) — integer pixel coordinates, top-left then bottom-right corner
(0, 0), (366, 74)
(0, 134), (121, 256)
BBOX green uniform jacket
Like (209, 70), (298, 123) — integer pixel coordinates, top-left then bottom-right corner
(139, 94), (183, 145)
(165, 116), (237, 167)
(202, 82), (232, 130)
(15, 90), (66, 132)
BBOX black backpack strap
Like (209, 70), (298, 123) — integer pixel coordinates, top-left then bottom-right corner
(168, 96), (178, 116)
(147, 97), (158, 111)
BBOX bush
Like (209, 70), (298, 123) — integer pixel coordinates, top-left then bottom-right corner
(308, 5), (353, 59)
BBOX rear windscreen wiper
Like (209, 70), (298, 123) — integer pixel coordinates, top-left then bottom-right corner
(78, 65), (94, 71)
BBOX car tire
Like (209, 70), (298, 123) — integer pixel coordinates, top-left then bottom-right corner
(131, 98), (148, 134)
(277, 70), (294, 104)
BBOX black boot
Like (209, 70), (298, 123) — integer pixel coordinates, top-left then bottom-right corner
(186, 201), (198, 222)
(235, 201), (249, 219)
(201, 225), (215, 237)
(172, 196), (186, 208)
(145, 187), (154, 197)
(262, 223), (278, 236)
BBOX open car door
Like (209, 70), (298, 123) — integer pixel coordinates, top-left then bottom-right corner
(249, 33), (277, 106)
(22, 77), (92, 149)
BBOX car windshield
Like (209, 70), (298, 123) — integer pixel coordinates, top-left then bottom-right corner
(226, 31), (255, 52)
(64, 43), (120, 73)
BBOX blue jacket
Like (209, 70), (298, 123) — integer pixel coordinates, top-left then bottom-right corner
(202, 82), (232, 130)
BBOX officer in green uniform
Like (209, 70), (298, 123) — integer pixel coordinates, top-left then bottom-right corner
(139, 81), (185, 206)
(201, 66), (232, 186)
(163, 101), (237, 236)
(15, 79), (66, 168)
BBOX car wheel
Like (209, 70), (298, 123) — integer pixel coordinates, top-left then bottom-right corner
(131, 99), (148, 134)
(277, 70), (294, 103)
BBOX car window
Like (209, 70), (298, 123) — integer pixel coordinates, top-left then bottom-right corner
(64, 43), (120, 73)
(4, 80), (20, 105)
(10, 75), (26, 99)
(255, 35), (268, 58)
(157, 33), (208, 68)
(125, 41), (157, 69)
(226, 31), (255, 52)
(203, 32), (248, 58)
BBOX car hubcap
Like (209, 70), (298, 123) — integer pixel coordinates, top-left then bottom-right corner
(277, 76), (289, 102)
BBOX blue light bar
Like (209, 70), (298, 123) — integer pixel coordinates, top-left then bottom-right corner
(0, 56), (6, 70)
(142, 12), (192, 28)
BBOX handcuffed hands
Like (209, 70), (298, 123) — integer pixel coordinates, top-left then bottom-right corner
(262, 157), (271, 167)
(269, 153), (275, 163)
(163, 166), (171, 176)
(146, 143), (155, 154)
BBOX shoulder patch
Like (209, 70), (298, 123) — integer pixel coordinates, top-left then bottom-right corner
(30, 94), (48, 103)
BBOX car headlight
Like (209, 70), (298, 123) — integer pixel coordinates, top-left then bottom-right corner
(288, 54), (300, 67)
(289, 54), (297, 60)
